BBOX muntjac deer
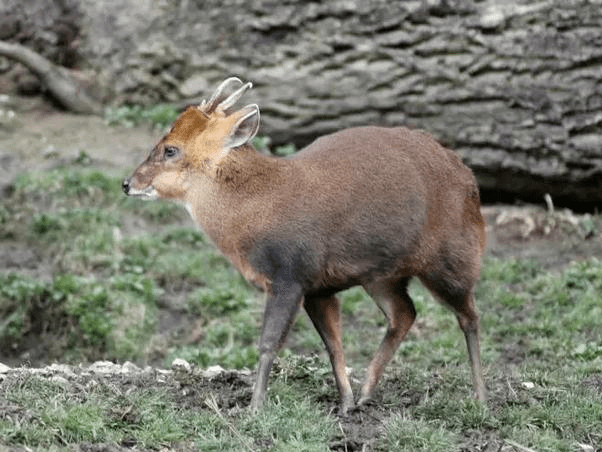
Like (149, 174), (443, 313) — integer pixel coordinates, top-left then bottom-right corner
(123, 77), (487, 414)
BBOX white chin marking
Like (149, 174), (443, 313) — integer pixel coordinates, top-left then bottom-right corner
(128, 186), (159, 200)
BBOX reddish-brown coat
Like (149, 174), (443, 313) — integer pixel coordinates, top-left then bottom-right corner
(123, 78), (486, 414)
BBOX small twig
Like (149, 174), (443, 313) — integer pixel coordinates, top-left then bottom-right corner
(205, 393), (255, 452)
(544, 193), (554, 214)
(505, 439), (538, 452)
(338, 422), (348, 452)
(506, 377), (518, 400)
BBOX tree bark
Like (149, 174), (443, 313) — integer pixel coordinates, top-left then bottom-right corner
(2, 0), (602, 207)
(217, 0), (601, 208)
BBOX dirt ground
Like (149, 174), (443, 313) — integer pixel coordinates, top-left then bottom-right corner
(1, 98), (601, 451)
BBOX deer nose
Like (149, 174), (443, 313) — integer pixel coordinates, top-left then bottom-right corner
(122, 178), (131, 194)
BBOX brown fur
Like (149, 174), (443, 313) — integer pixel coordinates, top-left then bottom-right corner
(123, 78), (486, 414)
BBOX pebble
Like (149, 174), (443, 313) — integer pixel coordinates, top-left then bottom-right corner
(205, 365), (225, 378)
(171, 358), (192, 373)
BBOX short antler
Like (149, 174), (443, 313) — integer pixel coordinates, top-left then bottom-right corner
(218, 81), (253, 114)
(200, 77), (253, 115)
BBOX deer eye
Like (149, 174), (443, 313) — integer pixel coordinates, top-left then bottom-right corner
(164, 146), (179, 159)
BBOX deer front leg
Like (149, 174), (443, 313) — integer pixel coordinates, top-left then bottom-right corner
(250, 281), (304, 412)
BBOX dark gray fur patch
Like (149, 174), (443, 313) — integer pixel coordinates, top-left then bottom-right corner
(248, 237), (319, 293)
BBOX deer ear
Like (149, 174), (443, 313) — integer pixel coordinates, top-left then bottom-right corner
(224, 104), (260, 149)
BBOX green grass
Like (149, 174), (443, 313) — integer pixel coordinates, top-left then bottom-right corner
(0, 160), (257, 366)
(377, 414), (459, 452)
(1, 159), (601, 451)
(0, 374), (204, 448)
(0, 368), (340, 452)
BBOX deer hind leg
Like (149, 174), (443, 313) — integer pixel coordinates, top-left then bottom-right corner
(419, 265), (486, 402)
(304, 294), (354, 415)
(457, 292), (486, 402)
(358, 277), (416, 405)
